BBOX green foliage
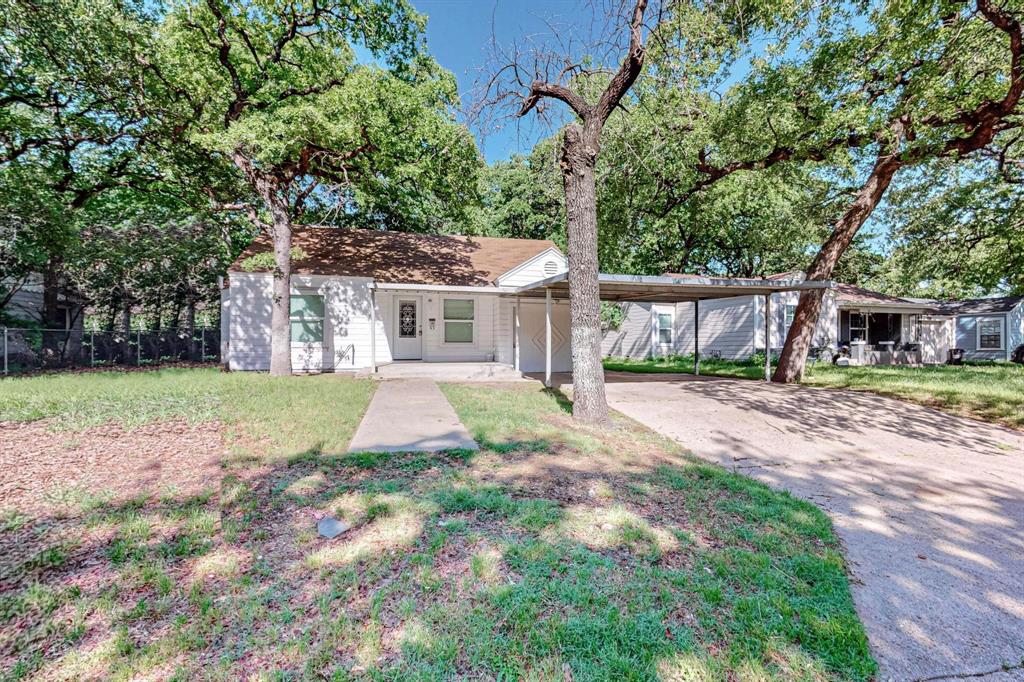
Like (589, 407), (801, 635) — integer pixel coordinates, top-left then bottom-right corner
(880, 156), (1024, 298)
(468, 148), (564, 243)
(600, 301), (626, 332)
(238, 247), (309, 272)
(158, 0), (481, 233)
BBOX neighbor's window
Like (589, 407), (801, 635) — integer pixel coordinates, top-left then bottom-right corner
(657, 312), (673, 345)
(290, 294), (324, 343)
(978, 318), (1003, 350)
(784, 304), (796, 329)
(443, 298), (474, 343)
(849, 312), (868, 342)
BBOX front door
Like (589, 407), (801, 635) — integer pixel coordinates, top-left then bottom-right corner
(393, 297), (422, 360)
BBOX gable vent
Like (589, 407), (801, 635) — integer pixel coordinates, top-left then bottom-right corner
(544, 260), (560, 276)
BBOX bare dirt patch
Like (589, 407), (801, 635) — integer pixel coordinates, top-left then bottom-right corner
(0, 418), (223, 518)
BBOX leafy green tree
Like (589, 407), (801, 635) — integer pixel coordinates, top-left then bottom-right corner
(0, 0), (163, 327)
(880, 153), (1024, 297)
(470, 148), (564, 243)
(672, 0), (1023, 381)
(158, 0), (478, 375)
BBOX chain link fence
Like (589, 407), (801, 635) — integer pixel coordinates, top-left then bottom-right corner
(1, 327), (220, 375)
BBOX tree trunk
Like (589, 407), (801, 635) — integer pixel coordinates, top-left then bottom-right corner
(265, 189), (293, 377)
(560, 123), (609, 423)
(120, 295), (133, 365)
(773, 154), (903, 383)
(185, 298), (197, 361)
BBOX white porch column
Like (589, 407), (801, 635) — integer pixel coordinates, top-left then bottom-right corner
(693, 299), (700, 376)
(513, 295), (520, 371)
(764, 293), (771, 381)
(545, 288), (552, 388)
(370, 284), (377, 374)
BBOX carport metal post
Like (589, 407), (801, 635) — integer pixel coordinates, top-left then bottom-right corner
(764, 294), (771, 382)
(370, 284), (377, 374)
(693, 300), (700, 376)
(544, 287), (552, 388)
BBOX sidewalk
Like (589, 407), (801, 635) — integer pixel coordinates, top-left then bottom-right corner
(347, 379), (478, 453)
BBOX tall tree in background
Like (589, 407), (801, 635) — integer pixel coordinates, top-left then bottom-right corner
(159, 0), (477, 376)
(0, 0), (160, 328)
(683, 0), (1023, 381)
(881, 147), (1024, 298)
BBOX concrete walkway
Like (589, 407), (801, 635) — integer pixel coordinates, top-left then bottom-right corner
(602, 373), (1024, 682)
(348, 379), (478, 453)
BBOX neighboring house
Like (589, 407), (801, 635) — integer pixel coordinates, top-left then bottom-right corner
(1, 272), (84, 330)
(601, 273), (1024, 365)
(929, 296), (1024, 362)
(221, 228), (572, 373)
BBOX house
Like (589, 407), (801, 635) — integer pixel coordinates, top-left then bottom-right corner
(220, 228), (827, 378)
(929, 296), (1024, 362)
(1, 272), (85, 330)
(601, 273), (1024, 365)
(222, 228), (572, 373)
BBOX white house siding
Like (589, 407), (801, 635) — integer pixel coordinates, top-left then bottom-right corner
(955, 313), (1011, 361)
(225, 273), (273, 370)
(601, 291), (841, 362)
(758, 291), (838, 351)
(377, 289), (505, 363)
(5, 282), (44, 324)
(495, 249), (567, 287)
(675, 297), (757, 360)
(601, 302), (654, 359)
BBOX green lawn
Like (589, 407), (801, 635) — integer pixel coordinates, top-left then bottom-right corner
(605, 355), (1024, 429)
(0, 368), (874, 680)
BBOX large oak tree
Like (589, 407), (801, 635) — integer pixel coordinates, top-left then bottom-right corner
(159, 0), (478, 375)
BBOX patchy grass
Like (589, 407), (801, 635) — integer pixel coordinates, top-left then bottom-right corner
(801, 363), (1024, 429)
(1, 371), (874, 680)
(0, 367), (375, 450)
(605, 355), (1024, 429)
(605, 354), (765, 380)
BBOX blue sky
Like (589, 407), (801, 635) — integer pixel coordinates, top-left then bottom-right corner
(413, 0), (587, 163)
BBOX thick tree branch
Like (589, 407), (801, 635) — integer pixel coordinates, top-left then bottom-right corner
(594, 0), (648, 124)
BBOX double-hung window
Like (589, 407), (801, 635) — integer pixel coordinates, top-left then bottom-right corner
(657, 311), (673, 345)
(290, 294), (324, 344)
(977, 317), (1004, 350)
(784, 304), (796, 330)
(443, 298), (474, 343)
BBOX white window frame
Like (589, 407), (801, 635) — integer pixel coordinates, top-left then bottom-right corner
(849, 311), (868, 343)
(976, 316), (1005, 351)
(784, 304), (796, 329)
(656, 309), (674, 346)
(441, 297), (475, 345)
(289, 292), (325, 346)
(651, 305), (675, 352)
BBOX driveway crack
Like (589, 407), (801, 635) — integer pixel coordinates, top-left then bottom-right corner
(912, 661), (1024, 681)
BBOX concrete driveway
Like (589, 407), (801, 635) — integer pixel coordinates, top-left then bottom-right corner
(602, 372), (1024, 682)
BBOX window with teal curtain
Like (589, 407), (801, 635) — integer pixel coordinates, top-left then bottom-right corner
(290, 294), (324, 343)
(443, 299), (474, 343)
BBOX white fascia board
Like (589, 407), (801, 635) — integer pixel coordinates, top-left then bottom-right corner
(495, 247), (567, 284)
(510, 272), (834, 295)
(373, 282), (513, 294)
(836, 302), (935, 313)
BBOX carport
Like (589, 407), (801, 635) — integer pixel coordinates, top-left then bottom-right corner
(510, 273), (834, 387)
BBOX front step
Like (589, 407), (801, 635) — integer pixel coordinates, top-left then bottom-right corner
(358, 362), (528, 382)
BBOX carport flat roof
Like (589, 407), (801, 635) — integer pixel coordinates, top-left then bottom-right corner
(510, 272), (833, 302)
